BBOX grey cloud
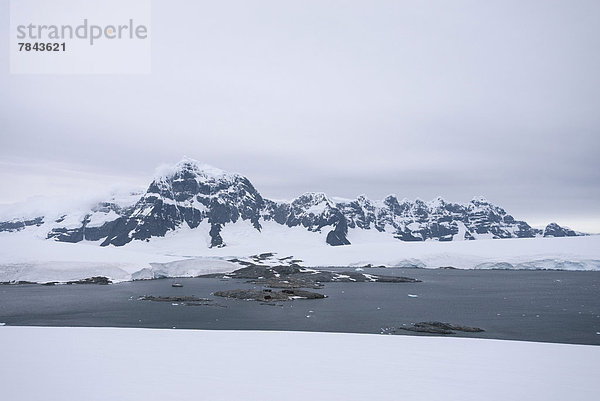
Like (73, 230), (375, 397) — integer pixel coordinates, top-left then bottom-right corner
(0, 0), (598, 231)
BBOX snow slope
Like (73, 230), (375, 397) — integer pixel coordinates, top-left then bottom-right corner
(126, 221), (600, 269)
(0, 229), (239, 283)
(0, 326), (598, 401)
(1, 221), (600, 283)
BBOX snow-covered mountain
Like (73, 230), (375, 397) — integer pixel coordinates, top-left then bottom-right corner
(0, 158), (582, 247)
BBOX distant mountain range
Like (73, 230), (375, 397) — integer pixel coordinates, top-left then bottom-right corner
(0, 158), (583, 247)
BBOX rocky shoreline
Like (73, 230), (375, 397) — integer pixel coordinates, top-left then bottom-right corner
(0, 276), (113, 286)
(214, 288), (326, 301)
(201, 263), (421, 288)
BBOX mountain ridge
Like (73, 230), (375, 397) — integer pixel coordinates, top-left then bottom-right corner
(0, 158), (584, 247)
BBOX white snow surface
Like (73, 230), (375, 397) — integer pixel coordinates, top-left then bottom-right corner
(153, 157), (237, 182)
(0, 189), (141, 222)
(1, 220), (600, 283)
(132, 258), (239, 280)
(126, 221), (600, 270)
(0, 326), (598, 401)
(85, 210), (120, 228)
(0, 229), (238, 283)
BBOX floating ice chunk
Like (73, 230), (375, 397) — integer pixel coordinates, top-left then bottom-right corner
(407, 294), (418, 298)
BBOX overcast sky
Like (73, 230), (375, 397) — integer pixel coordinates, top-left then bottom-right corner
(1, 0), (599, 232)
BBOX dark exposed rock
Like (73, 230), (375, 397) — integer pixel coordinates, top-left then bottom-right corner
(226, 266), (277, 279)
(0, 217), (44, 233)
(95, 159), (266, 247)
(214, 288), (326, 301)
(326, 216), (351, 246)
(398, 321), (485, 335)
(543, 222), (577, 237)
(200, 264), (421, 288)
(227, 258), (257, 266)
(35, 276), (112, 286)
(254, 252), (276, 260)
(138, 295), (211, 302)
(68, 276), (111, 285)
(251, 278), (324, 289)
(0, 280), (37, 285)
(47, 227), (84, 243)
(209, 223), (225, 248)
(265, 192), (351, 246)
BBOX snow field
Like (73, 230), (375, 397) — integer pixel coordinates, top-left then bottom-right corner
(0, 326), (598, 401)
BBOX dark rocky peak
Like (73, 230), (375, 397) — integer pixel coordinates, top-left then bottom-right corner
(336, 195), (377, 230)
(287, 192), (337, 226)
(354, 194), (374, 207)
(382, 195), (412, 215)
(427, 196), (447, 210)
(96, 158), (266, 247)
(290, 192), (334, 210)
(147, 158), (257, 200)
(470, 195), (491, 206)
(467, 196), (507, 218)
(281, 192), (349, 246)
(543, 222), (577, 237)
(411, 198), (430, 218)
(383, 194), (399, 209)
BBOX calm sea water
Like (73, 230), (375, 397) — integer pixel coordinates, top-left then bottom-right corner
(1, 268), (599, 345)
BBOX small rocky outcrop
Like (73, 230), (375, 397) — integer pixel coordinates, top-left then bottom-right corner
(70, 276), (112, 285)
(397, 321), (485, 335)
(214, 288), (326, 301)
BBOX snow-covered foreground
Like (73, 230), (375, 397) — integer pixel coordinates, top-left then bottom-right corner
(0, 326), (598, 401)
(1, 224), (600, 283)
